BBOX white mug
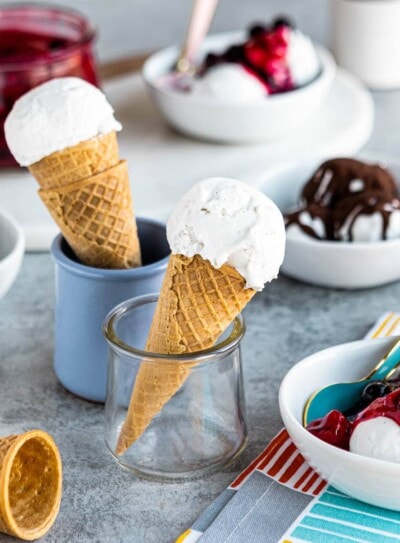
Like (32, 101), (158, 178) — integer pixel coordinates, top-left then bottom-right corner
(331, 0), (400, 88)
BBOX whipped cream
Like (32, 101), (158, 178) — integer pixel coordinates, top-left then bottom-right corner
(167, 177), (286, 290)
(350, 417), (400, 463)
(193, 64), (267, 102)
(287, 29), (320, 87)
(5, 77), (122, 166)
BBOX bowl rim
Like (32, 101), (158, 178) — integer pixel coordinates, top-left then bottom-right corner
(0, 207), (25, 268)
(279, 335), (400, 473)
(50, 216), (170, 280)
(142, 30), (336, 108)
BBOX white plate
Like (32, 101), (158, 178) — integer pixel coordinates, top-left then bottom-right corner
(259, 157), (400, 289)
(0, 67), (373, 251)
(279, 336), (400, 510)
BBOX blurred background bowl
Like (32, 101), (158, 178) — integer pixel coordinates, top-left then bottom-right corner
(259, 157), (400, 289)
(279, 335), (400, 510)
(143, 31), (336, 144)
(0, 208), (25, 300)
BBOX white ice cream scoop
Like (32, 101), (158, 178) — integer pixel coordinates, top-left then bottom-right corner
(4, 77), (122, 166)
(192, 64), (267, 102)
(350, 417), (400, 463)
(167, 177), (286, 290)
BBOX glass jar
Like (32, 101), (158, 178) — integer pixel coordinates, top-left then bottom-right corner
(0, 4), (99, 168)
(103, 294), (247, 480)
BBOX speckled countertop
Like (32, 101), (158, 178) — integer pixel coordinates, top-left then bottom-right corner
(2, 252), (400, 542)
(2, 1), (400, 542)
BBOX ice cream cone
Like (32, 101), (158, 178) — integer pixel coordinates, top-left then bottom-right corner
(116, 253), (255, 455)
(5, 79), (142, 269)
(28, 131), (119, 190)
(0, 430), (62, 541)
(39, 160), (141, 269)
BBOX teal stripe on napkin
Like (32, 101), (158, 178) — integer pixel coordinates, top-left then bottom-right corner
(289, 487), (400, 543)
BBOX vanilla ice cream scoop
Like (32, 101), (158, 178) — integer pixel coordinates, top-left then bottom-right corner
(192, 64), (268, 102)
(350, 417), (400, 463)
(167, 177), (286, 290)
(287, 29), (321, 87)
(5, 77), (122, 166)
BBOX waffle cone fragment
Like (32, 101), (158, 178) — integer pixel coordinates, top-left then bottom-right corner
(39, 160), (141, 269)
(0, 430), (62, 541)
(116, 254), (256, 455)
(28, 131), (119, 190)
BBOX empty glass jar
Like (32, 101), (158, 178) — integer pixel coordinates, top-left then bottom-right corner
(103, 294), (247, 480)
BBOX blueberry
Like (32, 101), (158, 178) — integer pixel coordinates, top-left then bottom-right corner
(360, 381), (391, 404)
(249, 24), (266, 38)
(223, 45), (244, 63)
(273, 17), (293, 29)
(203, 53), (221, 69)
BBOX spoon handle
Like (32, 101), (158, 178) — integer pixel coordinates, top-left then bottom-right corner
(177, 0), (220, 73)
(369, 338), (400, 381)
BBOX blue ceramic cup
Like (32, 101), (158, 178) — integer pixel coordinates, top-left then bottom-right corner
(50, 217), (170, 402)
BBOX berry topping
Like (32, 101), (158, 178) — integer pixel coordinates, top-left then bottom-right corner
(307, 410), (351, 450)
(201, 20), (295, 94)
(344, 380), (392, 420)
(352, 388), (400, 432)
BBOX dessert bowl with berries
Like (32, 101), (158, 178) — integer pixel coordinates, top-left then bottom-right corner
(143, 19), (335, 143)
(260, 156), (400, 289)
(279, 335), (400, 510)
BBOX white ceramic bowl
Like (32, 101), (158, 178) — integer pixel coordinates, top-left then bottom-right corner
(0, 208), (25, 300)
(143, 31), (336, 144)
(279, 335), (400, 510)
(260, 158), (400, 289)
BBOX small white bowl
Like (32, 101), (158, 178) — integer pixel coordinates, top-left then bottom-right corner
(260, 158), (400, 289)
(279, 335), (400, 510)
(0, 208), (25, 300)
(143, 31), (336, 144)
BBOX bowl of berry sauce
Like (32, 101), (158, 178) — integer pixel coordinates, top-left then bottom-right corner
(279, 336), (400, 511)
(0, 4), (99, 168)
(143, 23), (336, 144)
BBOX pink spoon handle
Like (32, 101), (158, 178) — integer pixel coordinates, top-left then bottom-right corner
(179, 0), (219, 70)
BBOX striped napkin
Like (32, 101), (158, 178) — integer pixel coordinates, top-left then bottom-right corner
(177, 312), (400, 543)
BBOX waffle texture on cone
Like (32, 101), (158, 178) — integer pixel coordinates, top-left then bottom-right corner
(116, 253), (255, 455)
(0, 430), (62, 541)
(39, 160), (141, 269)
(28, 131), (119, 190)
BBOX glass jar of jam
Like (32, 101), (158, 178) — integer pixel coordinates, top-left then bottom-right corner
(0, 4), (99, 168)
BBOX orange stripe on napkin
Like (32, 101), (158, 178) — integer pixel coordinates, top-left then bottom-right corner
(278, 453), (305, 483)
(264, 442), (297, 477)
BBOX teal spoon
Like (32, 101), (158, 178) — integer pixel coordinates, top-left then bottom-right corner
(303, 338), (400, 427)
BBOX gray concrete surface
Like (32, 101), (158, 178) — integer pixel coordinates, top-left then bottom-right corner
(1, 0), (400, 541)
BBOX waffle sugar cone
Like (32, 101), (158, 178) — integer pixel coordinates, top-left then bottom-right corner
(116, 254), (255, 455)
(39, 160), (141, 269)
(28, 131), (119, 190)
(0, 430), (62, 541)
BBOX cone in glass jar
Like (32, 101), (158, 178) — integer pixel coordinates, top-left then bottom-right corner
(29, 131), (141, 269)
(0, 430), (62, 541)
(116, 253), (255, 455)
